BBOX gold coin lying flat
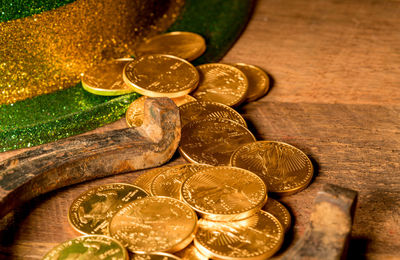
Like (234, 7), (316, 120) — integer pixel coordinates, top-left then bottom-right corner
(232, 63), (270, 102)
(126, 96), (147, 127)
(132, 252), (182, 260)
(123, 54), (199, 98)
(179, 101), (247, 127)
(81, 59), (134, 96)
(68, 183), (148, 235)
(179, 118), (255, 166)
(43, 235), (128, 260)
(181, 166), (267, 221)
(191, 63), (248, 107)
(230, 141), (313, 195)
(194, 211), (284, 260)
(175, 244), (208, 260)
(172, 95), (197, 107)
(109, 196), (197, 253)
(133, 167), (170, 194)
(151, 164), (212, 199)
(263, 198), (291, 233)
(136, 31), (206, 61)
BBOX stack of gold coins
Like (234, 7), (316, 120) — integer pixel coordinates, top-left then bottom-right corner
(46, 163), (298, 259)
(44, 31), (316, 259)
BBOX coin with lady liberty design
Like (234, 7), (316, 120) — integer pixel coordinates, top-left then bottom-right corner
(135, 31), (206, 61)
(109, 196), (197, 253)
(151, 163), (212, 199)
(194, 211), (284, 260)
(123, 54), (199, 98)
(230, 141), (313, 195)
(191, 63), (248, 107)
(42, 235), (128, 260)
(179, 118), (255, 166)
(181, 166), (267, 221)
(68, 183), (148, 235)
(179, 101), (247, 127)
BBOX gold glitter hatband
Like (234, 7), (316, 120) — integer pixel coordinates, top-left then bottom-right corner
(0, 0), (183, 105)
(0, 0), (255, 152)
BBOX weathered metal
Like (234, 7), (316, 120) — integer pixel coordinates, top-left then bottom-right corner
(0, 97), (181, 218)
(281, 184), (358, 260)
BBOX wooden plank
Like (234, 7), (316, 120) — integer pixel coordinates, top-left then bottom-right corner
(1, 0), (400, 259)
(241, 101), (400, 259)
(225, 0), (400, 106)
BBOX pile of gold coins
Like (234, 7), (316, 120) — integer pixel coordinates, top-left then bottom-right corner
(43, 31), (314, 260)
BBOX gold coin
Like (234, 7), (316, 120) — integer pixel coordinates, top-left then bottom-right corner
(114, 57), (135, 62)
(133, 167), (170, 194)
(232, 63), (270, 102)
(68, 183), (148, 235)
(126, 96), (147, 127)
(179, 101), (247, 127)
(172, 95), (197, 107)
(181, 166), (267, 221)
(81, 59), (134, 96)
(150, 164), (212, 199)
(191, 63), (248, 107)
(136, 31), (206, 61)
(263, 198), (291, 233)
(42, 235), (128, 260)
(123, 54), (199, 98)
(175, 244), (208, 260)
(132, 252), (182, 260)
(230, 141), (313, 195)
(194, 211), (284, 260)
(109, 196), (198, 253)
(179, 118), (255, 166)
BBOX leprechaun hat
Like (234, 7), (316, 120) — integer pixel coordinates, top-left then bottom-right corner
(0, 0), (253, 152)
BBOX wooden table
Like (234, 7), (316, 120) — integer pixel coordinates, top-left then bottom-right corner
(1, 0), (399, 259)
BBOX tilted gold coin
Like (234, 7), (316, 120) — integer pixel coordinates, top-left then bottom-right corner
(179, 118), (255, 166)
(133, 167), (170, 194)
(68, 183), (148, 235)
(135, 31), (206, 61)
(194, 211), (284, 260)
(126, 96), (147, 127)
(175, 244), (208, 260)
(81, 59), (134, 96)
(172, 95), (197, 107)
(42, 235), (128, 260)
(181, 166), (267, 221)
(230, 141), (314, 195)
(109, 196), (198, 253)
(114, 57), (135, 62)
(191, 63), (248, 107)
(179, 101), (247, 127)
(232, 63), (270, 102)
(151, 164), (212, 199)
(263, 198), (291, 233)
(123, 54), (199, 98)
(132, 252), (182, 260)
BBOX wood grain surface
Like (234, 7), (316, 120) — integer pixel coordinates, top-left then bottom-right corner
(1, 0), (399, 259)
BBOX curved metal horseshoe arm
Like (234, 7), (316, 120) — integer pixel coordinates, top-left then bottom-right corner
(0, 97), (181, 218)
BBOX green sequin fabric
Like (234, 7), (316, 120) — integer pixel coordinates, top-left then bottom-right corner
(0, 85), (140, 151)
(0, 0), (253, 152)
(0, 0), (76, 22)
